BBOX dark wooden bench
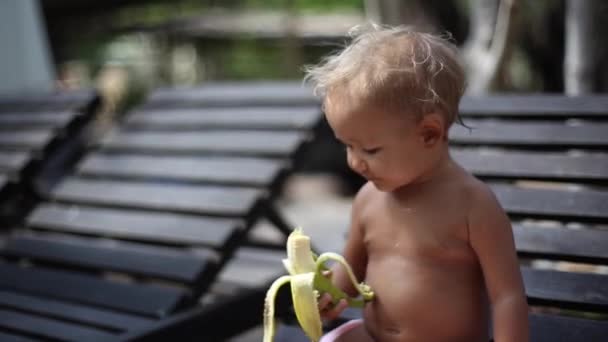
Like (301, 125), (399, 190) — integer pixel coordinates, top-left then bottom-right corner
(0, 82), (322, 341)
(276, 94), (608, 342)
(0, 90), (99, 223)
(119, 246), (291, 341)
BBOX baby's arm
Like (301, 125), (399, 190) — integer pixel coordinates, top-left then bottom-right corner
(319, 182), (371, 320)
(468, 185), (529, 342)
(333, 183), (370, 294)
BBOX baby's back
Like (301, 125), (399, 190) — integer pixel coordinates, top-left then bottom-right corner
(358, 166), (490, 341)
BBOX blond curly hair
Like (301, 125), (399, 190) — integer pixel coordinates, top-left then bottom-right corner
(304, 24), (466, 128)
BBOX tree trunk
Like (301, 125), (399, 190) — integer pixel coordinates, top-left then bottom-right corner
(564, 0), (599, 95)
(462, 0), (518, 94)
(282, 0), (302, 78)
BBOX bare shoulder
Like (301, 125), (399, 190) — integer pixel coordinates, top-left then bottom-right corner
(465, 176), (503, 214)
(351, 181), (378, 216)
(348, 181), (379, 232)
(462, 175), (511, 234)
(353, 181), (377, 208)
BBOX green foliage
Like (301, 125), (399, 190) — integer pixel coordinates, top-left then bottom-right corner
(222, 40), (289, 79)
(241, 0), (363, 12)
(111, 0), (363, 29)
(57, 0), (364, 86)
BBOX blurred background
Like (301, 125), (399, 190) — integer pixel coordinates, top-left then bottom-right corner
(3, 0), (608, 105)
(1, 2), (607, 340)
(3, 0), (607, 235)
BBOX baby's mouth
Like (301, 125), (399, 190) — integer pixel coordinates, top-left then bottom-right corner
(360, 172), (379, 182)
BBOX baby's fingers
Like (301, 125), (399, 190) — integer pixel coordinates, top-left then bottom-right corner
(320, 298), (348, 321)
(317, 293), (333, 311)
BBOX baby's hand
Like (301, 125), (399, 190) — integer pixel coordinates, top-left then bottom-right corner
(317, 270), (348, 321)
(318, 292), (348, 321)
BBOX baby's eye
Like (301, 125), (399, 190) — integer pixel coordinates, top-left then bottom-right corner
(362, 147), (381, 155)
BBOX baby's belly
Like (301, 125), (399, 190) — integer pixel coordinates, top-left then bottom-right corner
(362, 257), (488, 342)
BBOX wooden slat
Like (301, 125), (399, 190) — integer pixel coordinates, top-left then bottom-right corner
(0, 332), (38, 342)
(27, 203), (239, 247)
(453, 149), (608, 182)
(77, 154), (285, 186)
(0, 290), (153, 332)
(492, 184), (608, 221)
(0, 309), (118, 341)
(0, 112), (73, 128)
(0, 130), (54, 151)
(126, 107), (320, 130)
(0, 151), (31, 173)
(459, 95), (608, 117)
(216, 247), (286, 289)
(51, 178), (263, 216)
(144, 82), (317, 108)
(450, 120), (608, 148)
(0, 263), (188, 317)
(515, 224), (608, 264)
(529, 313), (608, 342)
(523, 267), (608, 312)
(1, 236), (211, 284)
(120, 285), (273, 341)
(100, 130), (307, 157)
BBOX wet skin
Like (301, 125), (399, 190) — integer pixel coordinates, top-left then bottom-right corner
(355, 172), (489, 342)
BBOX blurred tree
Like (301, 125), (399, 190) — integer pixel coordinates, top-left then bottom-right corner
(461, 0), (518, 93)
(564, 0), (600, 95)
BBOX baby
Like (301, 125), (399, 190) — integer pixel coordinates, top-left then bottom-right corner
(304, 25), (529, 342)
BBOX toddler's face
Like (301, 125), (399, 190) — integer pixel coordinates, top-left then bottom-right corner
(325, 103), (442, 192)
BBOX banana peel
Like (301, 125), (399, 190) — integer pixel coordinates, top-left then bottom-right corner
(263, 228), (374, 342)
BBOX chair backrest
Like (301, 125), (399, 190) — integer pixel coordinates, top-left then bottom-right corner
(456, 94), (608, 340)
(0, 90), (99, 222)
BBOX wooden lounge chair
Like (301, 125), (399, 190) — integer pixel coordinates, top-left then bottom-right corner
(0, 90), (99, 224)
(0, 82), (323, 341)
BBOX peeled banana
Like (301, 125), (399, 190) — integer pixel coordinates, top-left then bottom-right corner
(263, 228), (374, 342)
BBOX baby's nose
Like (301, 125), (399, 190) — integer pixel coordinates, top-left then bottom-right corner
(347, 151), (368, 174)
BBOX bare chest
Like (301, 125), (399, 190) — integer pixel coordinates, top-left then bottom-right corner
(362, 191), (474, 263)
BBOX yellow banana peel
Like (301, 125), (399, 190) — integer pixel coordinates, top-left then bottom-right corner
(263, 228), (374, 342)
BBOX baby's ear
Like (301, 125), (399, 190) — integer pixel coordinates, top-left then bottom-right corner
(418, 113), (445, 146)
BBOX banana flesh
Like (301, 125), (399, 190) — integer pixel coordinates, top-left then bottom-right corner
(263, 228), (374, 342)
